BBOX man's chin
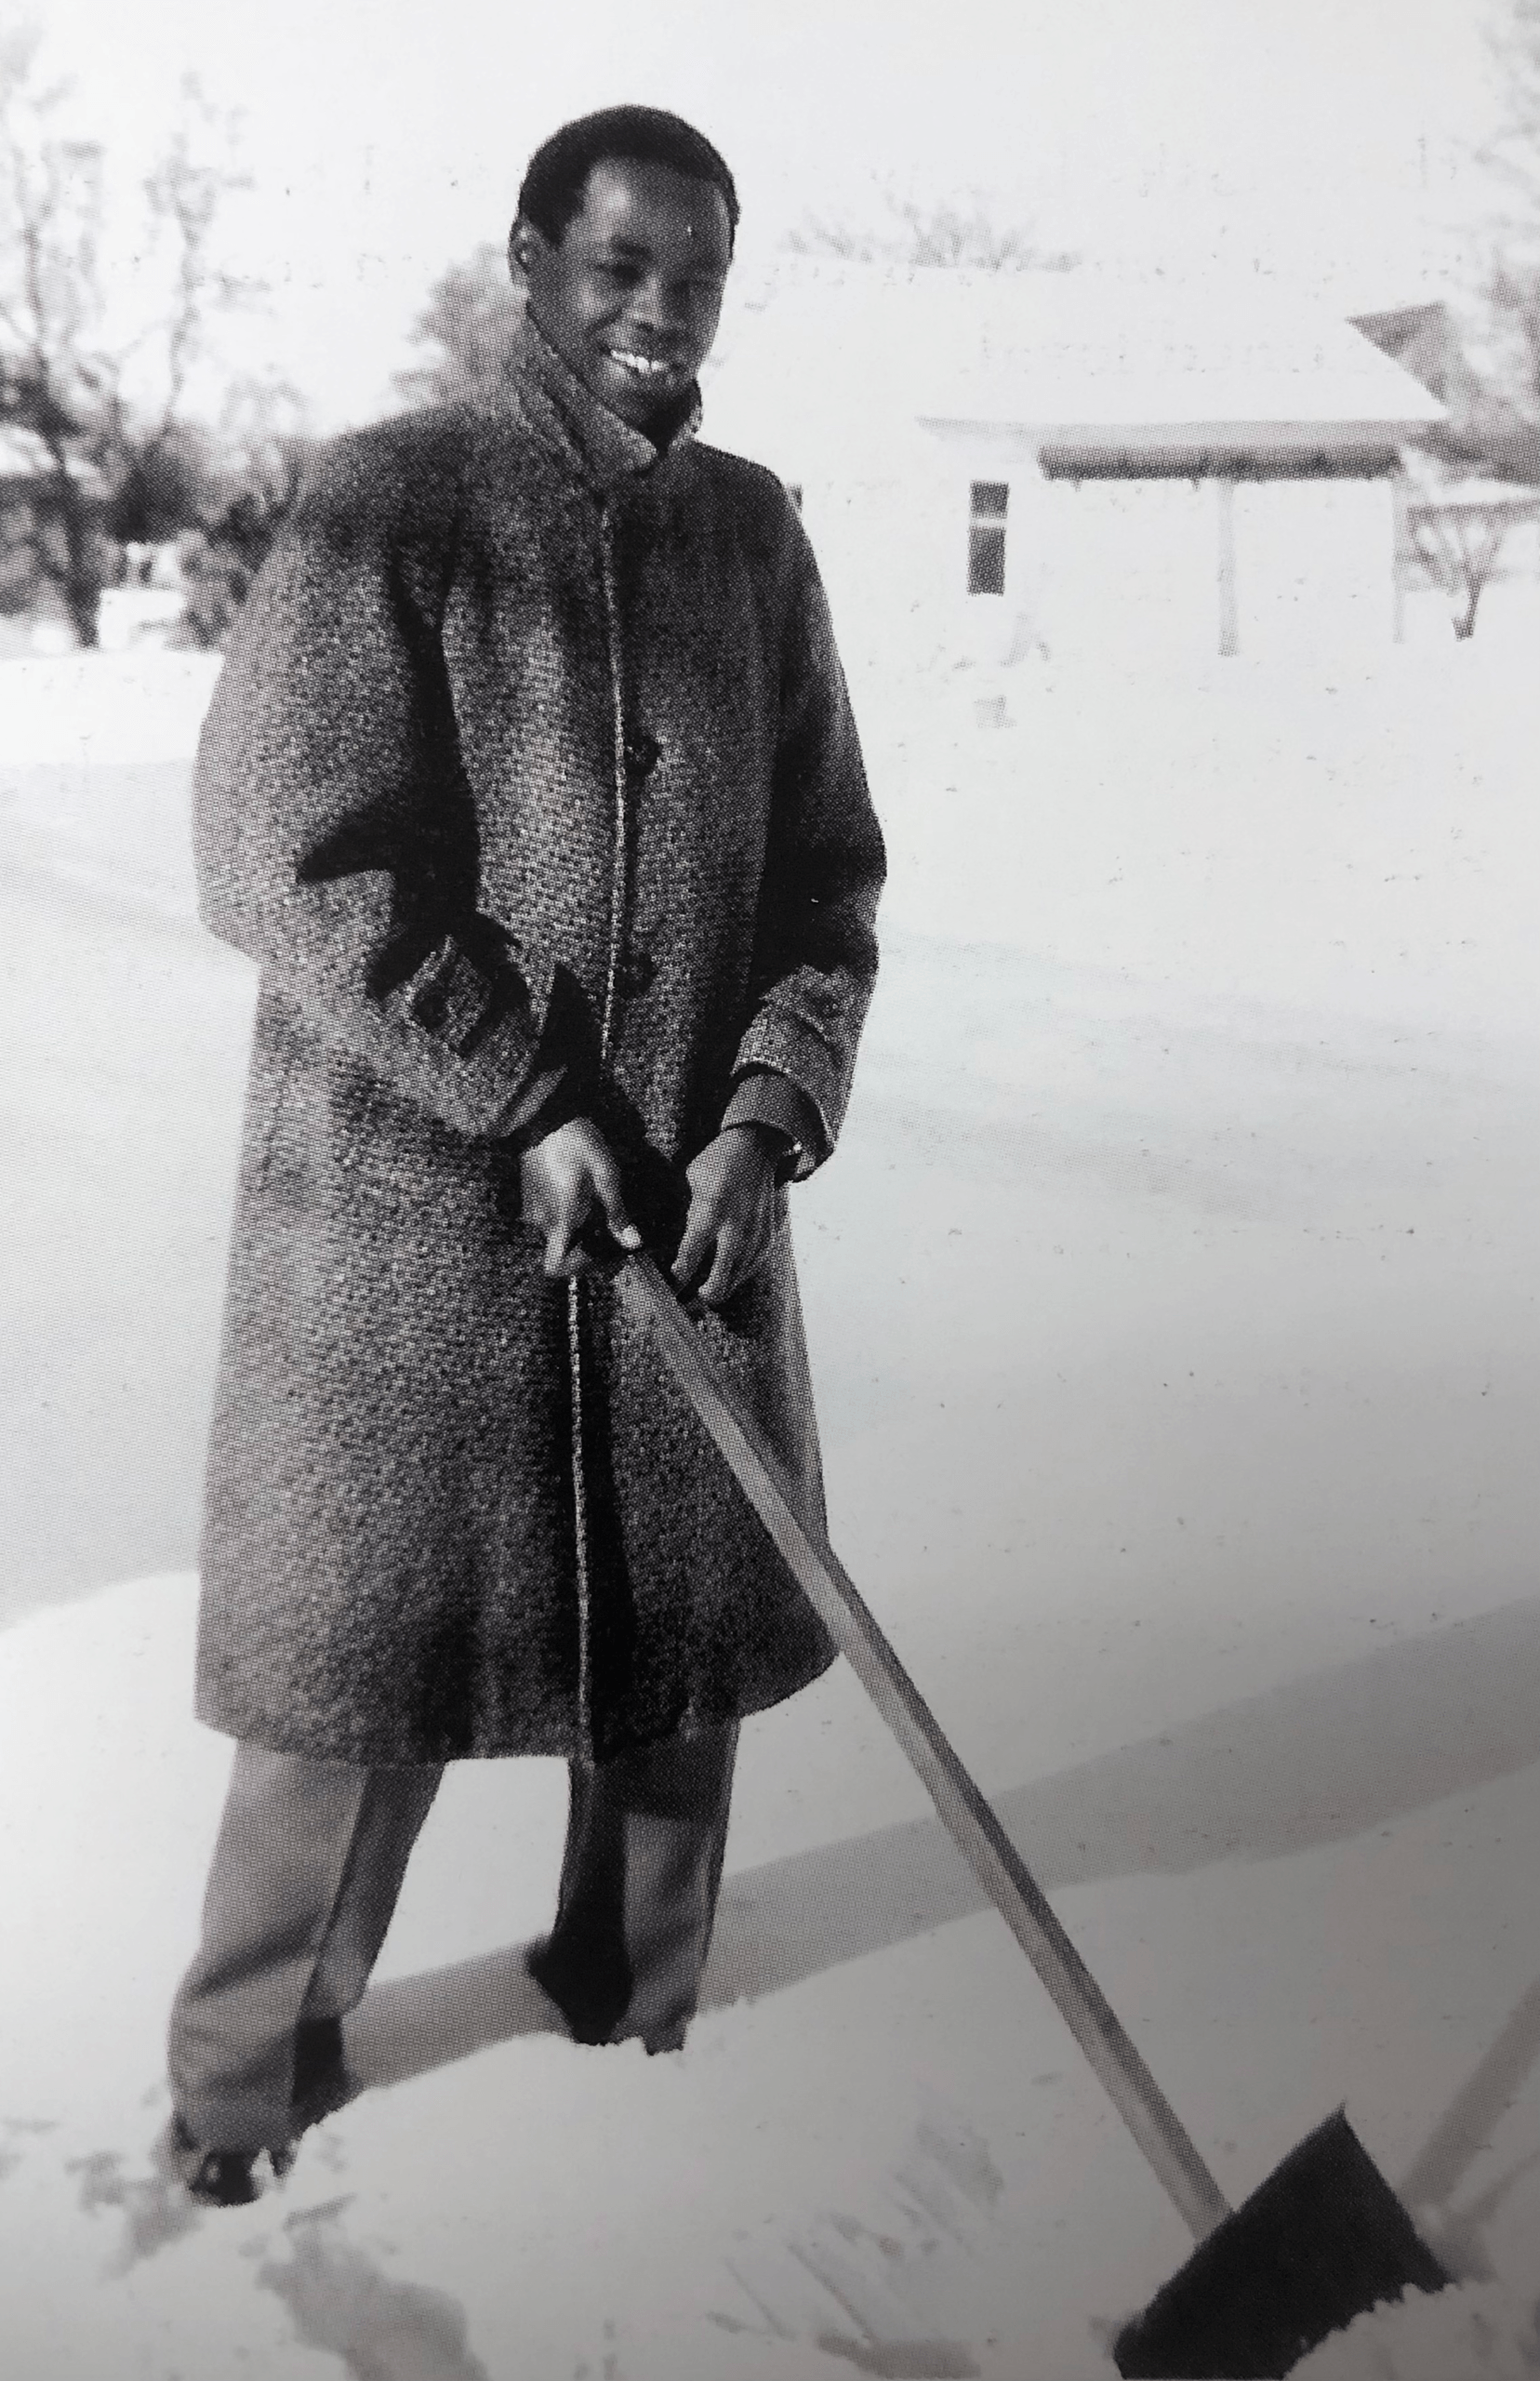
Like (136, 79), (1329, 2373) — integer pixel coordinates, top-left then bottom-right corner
(586, 347), (687, 428)
(599, 386), (658, 432)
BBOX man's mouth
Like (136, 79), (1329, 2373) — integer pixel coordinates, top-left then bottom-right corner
(604, 348), (680, 385)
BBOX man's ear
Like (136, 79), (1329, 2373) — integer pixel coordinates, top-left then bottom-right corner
(508, 215), (545, 287)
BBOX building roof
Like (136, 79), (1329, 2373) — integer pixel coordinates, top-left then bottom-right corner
(706, 265), (1446, 480)
(1349, 302), (1540, 486)
(1348, 301), (1480, 408)
(1439, 423), (1540, 484)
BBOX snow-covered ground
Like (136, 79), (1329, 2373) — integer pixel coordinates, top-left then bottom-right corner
(5, 615), (1540, 2378)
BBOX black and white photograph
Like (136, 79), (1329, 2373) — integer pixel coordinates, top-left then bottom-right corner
(4, 3), (1540, 2374)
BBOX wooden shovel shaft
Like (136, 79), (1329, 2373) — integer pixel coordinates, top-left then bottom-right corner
(617, 1251), (1230, 2244)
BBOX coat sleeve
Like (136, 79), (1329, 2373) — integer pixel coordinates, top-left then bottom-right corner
(192, 424), (563, 1142)
(731, 512), (886, 1175)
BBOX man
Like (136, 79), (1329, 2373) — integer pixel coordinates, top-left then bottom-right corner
(164, 105), (884, 2206)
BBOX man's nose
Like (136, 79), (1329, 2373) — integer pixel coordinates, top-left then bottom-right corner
(626, 273), (686, 338)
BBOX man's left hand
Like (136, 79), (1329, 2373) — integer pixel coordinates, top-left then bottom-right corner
(671, 1125), (786, 1308)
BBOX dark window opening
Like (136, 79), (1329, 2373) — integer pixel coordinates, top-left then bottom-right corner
(968, 480), (1009, 594)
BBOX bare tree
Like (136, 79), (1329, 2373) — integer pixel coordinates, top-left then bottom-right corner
(0, 27), (249, 641)
(0, 26), (104, 639)
(1404, 483), (1538, 636)
(395, 243), (524, 411)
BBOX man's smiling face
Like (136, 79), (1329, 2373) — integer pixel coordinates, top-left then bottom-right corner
(511, 156), (733, 436)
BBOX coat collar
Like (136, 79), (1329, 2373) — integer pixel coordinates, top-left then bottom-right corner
(509, 313), (702, 492)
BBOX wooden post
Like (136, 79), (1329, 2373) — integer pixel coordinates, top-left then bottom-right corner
(1216, 474), (1239, 657)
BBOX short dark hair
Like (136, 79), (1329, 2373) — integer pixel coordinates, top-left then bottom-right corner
(515, 107), (739, 252)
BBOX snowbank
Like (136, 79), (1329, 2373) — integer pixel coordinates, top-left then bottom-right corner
(0, 653), (223, 766)
(854, 618), (1540, 1044)
(6, 1574), (1540, 2378)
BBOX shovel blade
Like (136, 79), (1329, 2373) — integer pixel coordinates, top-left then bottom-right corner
(1114, 2109), (1449, 2379)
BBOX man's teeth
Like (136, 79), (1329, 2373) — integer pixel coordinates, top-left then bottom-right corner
(607, 350), (673, 379)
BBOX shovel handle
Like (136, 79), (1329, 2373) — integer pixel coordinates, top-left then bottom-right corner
(617, 1250), (1229, 2242)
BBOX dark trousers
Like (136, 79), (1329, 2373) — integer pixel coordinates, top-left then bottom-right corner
(167, 1723), (738, 2151)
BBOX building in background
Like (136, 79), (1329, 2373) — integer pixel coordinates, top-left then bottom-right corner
(1350, 301), (1540, 488)
(1349, 301), (1540, 642)
(706, 268), (1447, 675)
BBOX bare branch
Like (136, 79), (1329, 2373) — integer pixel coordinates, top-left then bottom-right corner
(785, 186), (1079, 274)
(1471, 1), (1540, 423)
(139, 73), (253, 438)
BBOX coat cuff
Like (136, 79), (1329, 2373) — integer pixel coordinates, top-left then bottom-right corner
(722, 1069), (825, 1182)
(731, 1006), (853, 1170)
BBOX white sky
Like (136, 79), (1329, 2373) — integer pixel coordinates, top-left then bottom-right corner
(25, 0), (1513, 429)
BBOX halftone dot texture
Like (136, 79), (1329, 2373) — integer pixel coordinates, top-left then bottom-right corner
(192, 319), (885, 1766)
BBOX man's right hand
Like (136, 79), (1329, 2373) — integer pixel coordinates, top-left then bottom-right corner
(518, 1117), (642, 1278)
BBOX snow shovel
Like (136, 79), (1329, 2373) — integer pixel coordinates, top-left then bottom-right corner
(615, 1249), (1451, 2380)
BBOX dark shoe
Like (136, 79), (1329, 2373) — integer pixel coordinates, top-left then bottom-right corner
(157, 2113), (292, 2208)
(524, 1936), (631, 2046)
(524, 1939), (684, 2053)
(290, 2015), (353, 2132)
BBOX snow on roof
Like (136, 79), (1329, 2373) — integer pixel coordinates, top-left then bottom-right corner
(705, 264), (1445, 476)
(1405, 478), (1540, 513)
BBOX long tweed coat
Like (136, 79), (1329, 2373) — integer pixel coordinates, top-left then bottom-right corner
(192, 324), (885, 1766)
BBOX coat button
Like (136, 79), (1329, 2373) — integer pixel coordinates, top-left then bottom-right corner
(624, 730), (660, 779)
(615, 949), (657, 997)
